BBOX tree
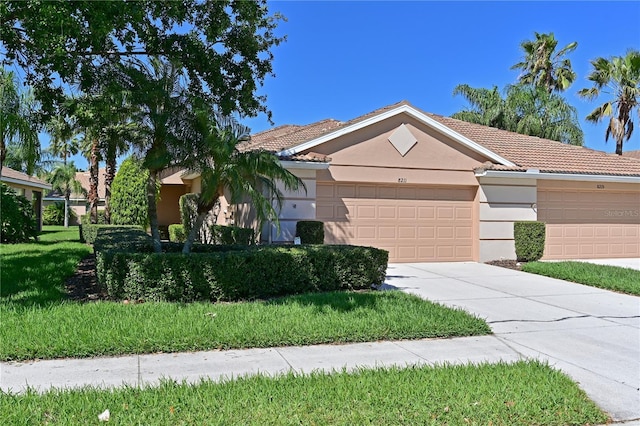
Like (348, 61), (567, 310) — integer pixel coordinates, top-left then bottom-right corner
(1, 1), (284, 120)
(47, 161), (85, 228)
(45, 112), (79, 165)
(578, 50), (640, 155)
(452, 83), (583, 145)
(511, 32), (578, 93)
(0, 68), (40, 175)
(110, 156), (150, 228)
(179, 110), (304, 254)
(505, 84), (583, 145)
(0, 183), (38, 243)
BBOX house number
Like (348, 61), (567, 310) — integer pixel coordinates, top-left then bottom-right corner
(597, 184), (605, 189)
(398, 178), (407, 183)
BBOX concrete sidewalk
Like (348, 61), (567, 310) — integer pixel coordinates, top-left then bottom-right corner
(1, 262), (638, 423)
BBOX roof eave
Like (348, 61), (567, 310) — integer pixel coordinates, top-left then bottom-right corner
(476, 169), (640, 184)
(276, 104), (516, 167)
(279, 160), (331, 170)
(0, 176), (52, 190)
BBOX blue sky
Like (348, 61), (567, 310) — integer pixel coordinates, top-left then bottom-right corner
(53, 1), (640, 169)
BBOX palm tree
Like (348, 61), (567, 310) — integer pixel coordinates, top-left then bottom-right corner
(578, 50), (640, 155)
(179, 110), (304, 254)
(45, 112), (79, 165)
(48, 161), (86, 228)
(452, 83), (583, 145)
(0, 68), (40, 175)
(124, 57), (190, 252)
(452, 85), (507, 129)
(505, 84), (583, 145)
(511, 32), (578, 93)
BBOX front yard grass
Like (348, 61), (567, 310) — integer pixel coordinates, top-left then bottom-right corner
(1, 227), (490, 361)
(522, 261), (640, 296)
(0, 360), (608, 425)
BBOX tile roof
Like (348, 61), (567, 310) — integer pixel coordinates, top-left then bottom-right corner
(622, 150), (640, 160)
(245, 101), (640, 177)
(72, 168), (107, 199)
(0, 166), (51, 188)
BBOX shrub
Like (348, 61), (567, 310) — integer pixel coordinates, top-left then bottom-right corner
(179, 193), (216, 243)
(110, 156), (150, 227)
(296, 220), (324, 244)
(0, 183), (38, 243)
(81, 220), (145, 245)
(92, 225), (152, 253)
(210, 224), (254, 245)
(96, 241), (389, 302)
(514, 221), (546, 262)
(169, 224), (186, 243)
(43, 202), (76, 226)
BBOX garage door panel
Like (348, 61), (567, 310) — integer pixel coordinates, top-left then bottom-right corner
(539, 187), (640, 259)
(318, 183), (475, 262)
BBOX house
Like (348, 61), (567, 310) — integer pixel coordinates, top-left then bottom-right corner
(160, 101), (640, 262)
(44, 168), (107, 224)
(0, 166), (52, 230)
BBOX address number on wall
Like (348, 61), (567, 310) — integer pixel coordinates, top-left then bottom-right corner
(398, 177), (407, 183)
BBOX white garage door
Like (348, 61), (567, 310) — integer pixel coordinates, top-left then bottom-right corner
(316, 183), (476, 262)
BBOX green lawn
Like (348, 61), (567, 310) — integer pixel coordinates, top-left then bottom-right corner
(522, 261), (640, 296)
(0, 226), (490, 361)
(0, 361), (608, 425)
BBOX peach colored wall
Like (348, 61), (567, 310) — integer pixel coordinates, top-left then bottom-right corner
(157, 185), (187, 226)
(308, 114), (489, 171)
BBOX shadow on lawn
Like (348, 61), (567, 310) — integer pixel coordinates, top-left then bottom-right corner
(0, 247), (90, 308)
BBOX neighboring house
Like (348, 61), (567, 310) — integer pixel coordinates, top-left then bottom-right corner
(44, 168), (107, 224)
(0, 166), (52, 231)
(159, 101), (640, 263)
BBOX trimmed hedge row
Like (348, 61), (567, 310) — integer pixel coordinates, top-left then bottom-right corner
(296, 220), (324, 244)
(95, 243), (388, 302)
(169, 223), (254, 245)
(81, 222), (147, 246)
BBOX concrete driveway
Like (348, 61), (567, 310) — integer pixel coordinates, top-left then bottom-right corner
(385, 262), (640, 422)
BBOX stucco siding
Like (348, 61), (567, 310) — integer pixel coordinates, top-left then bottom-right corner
(478, 179), (538, 262)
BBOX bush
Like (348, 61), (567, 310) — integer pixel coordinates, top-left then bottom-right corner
(43, 202), (76, 226)
(81, 221), (145, 245)
(296, 220), (324, 244)
(210, 224), (254, 245)
(514, 221), (546, 262)
(0, 183), (38, 243)
(110, 156), (150, 227)
(179, 193), (216, 243)
(92, 225), (152, 253)
(95, 240), (389, 302)
(169, 224), (186, 243)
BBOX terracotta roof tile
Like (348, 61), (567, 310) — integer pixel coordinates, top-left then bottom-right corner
(0, 166), (51, 188)
(245, 101), (640, 177)
(72, 168), (107, 199)
(622, 150), (640, 160)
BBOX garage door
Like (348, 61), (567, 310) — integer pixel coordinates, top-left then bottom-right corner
(538, 187), (640, 259)
(316, 183), (476, 262)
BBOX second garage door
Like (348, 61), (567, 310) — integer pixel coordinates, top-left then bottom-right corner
(316, 183), (476, 262)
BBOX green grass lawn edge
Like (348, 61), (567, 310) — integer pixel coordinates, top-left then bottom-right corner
(0, 360), (609, 425)
(522, 261), (640, 296)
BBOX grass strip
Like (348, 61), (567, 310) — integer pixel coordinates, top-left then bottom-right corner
(0, 361), (608, 425)
(522, 261), (640, 296)
(0, 291), (490, 361)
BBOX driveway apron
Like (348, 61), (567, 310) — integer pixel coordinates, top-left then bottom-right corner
(385, 262), (640, 422)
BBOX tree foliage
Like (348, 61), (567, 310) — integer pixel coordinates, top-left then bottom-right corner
(1, 0), (285, 119)
(511, 32), (578, 93)
(109, 156), (150, 228)
(0, 183), (38, 243)
(578, 49), (640, 155)
(0, 68), (40, 175)
(453, 83), (583, 145)
(179, 111), (304, 253)
(47, 161), (84, 227)
(43, 202), (76, 226)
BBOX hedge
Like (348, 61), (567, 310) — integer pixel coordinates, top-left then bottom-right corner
(96, 244), (389, 302)
(168, 224), (186, 243)
(296, 220), (324, 244)
(81, 222), (147, 246)
(514, 221), (546, 262)
(210, 224), (254, 245)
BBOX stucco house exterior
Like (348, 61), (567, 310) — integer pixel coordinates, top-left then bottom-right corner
(0, 166), (52, 230)
(160, 101), (640, 263)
